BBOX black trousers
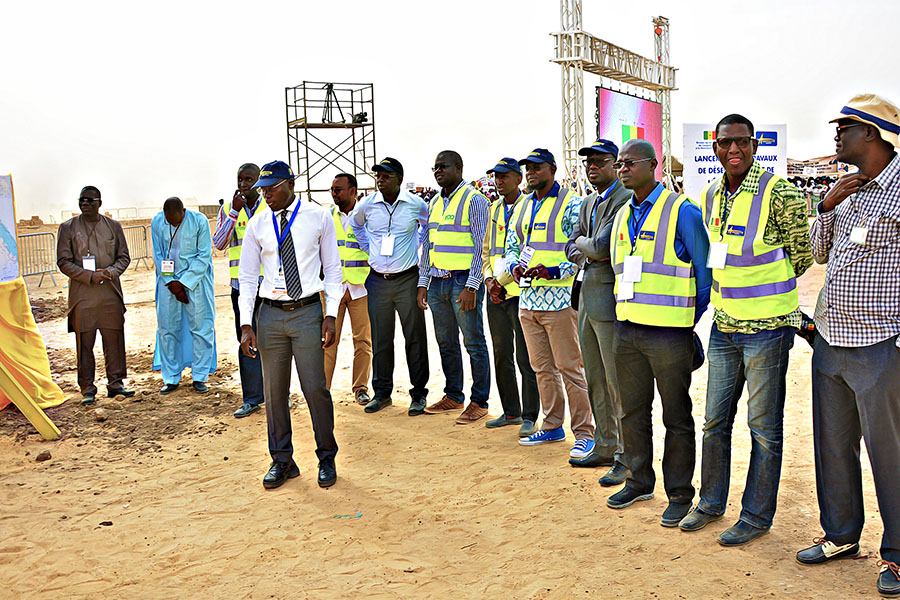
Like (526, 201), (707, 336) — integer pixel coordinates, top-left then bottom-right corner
(364, 269), (429, 401)
(614, 321), (696, 504)
(486, 296), (539, 421)
(76, 328), (126, 395)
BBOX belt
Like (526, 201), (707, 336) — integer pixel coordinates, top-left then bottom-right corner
(261, 295), (321, 311)
(371, 266), (418, 280)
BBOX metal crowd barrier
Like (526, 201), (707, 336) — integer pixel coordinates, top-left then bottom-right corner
(123, 225), (152, 270)
(18, 232), (57, 287)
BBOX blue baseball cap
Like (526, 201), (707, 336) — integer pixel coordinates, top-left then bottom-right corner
(486, 157), (522, 175)
(372, 157), (404, 176)
(252, 160), (295, 188)
(518, 148), (556, 166)
(578, 138), (619, 157)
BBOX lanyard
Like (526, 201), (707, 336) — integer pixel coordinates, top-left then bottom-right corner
(590, 180), (617, 232)
(502, 194), (518, 229)
(627, 201), (653, 255)
(380, 196), (400, 233)
(272, 201), (301, 268)
(166, 221), (183, 260)
(525, 196), (543, 246)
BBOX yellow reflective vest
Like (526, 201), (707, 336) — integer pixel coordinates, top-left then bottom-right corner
(332, 206), (370, 285)
(510, 186), (577, 288)
(226, 198), (265, 280)
(487, 194), (525, 297)
(701, 171), (798, 320)
(611, 189), (697, 326)
(428, 184), (479, 270)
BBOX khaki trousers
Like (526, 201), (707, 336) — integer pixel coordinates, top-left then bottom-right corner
(324, 289), (372, 395)
(519, 307), (594, 440)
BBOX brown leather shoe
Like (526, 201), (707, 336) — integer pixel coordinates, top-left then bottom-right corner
(455, 403), (488, 424)
(423, 395), (464, 414)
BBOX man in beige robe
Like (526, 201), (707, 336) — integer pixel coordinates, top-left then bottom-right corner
(56, 185), (132, 404)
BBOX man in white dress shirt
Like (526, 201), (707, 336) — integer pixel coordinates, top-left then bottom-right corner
(238, 160), (342, 490)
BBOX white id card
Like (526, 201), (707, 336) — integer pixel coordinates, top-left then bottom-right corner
(623, 255), (643, 283)
(82, 255), (96, 271)
(850, 226), (868, 246)
(380, 234), (396, 256)
(707, 242), (729, 269)
(519, 245), (536, 267)
(161, 259), (175, 276)
(616, 280), (634, 301)
(272, 271), (287, 293)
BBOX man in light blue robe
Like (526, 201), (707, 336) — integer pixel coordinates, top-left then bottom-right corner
(151, 197), (217, 393)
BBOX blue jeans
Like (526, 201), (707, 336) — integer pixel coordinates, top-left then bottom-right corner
(699, 324), (793, 529)
(427, 271), (491, 408)
(232, 288), (264, 407)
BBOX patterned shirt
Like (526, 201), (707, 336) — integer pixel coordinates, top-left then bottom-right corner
(811, 152), (900, 348)
(418, 180), (490, 290)
(711, 162), (814, 333)
(504, 182), (582, 311)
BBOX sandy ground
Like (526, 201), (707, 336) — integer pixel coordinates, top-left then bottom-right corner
(0, 251), (888, 599)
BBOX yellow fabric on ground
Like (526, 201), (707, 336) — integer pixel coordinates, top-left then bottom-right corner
(0, 278), (68, 420)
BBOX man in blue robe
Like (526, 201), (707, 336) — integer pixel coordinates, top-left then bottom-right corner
(151, 197), (217, 393)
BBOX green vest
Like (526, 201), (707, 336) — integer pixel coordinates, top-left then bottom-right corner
(227, 198), (265, 280)
(510, 186), (576, 288)
(701, 171), (798, 320)
(332, 206), (370, 285)
(428, 184), (478, 270)
(611, 189), (696, 327)
(488, 194), (524, 297)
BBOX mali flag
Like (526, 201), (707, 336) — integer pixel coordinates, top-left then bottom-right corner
(621, 125), (645, 143)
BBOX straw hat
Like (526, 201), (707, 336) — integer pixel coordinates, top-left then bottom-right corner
(830, 93), (900, 148)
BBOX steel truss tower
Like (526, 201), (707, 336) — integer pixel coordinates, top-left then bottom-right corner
(285, 82), (376, 203)
(552, 3), (677, 193)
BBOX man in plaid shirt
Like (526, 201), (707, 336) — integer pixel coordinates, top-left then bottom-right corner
(796, 93), (900, 598)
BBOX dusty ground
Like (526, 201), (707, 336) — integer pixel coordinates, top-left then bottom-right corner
(0, 252), (888, 599)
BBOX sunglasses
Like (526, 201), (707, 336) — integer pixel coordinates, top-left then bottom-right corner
(835, 123), (867, 137)
(613, 157), (653, 170)
(715, 136), (755, 150)
(583, 157), (614, 168)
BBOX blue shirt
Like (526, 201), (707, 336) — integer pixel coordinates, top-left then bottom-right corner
(625, 183), (711, 323)
(351, 190), (429, 274)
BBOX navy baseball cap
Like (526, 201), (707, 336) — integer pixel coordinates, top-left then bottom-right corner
(372, 157), (404, 176)
(518, 148), (556, 166)
(486, 157), (522, 175)
(578, 138), (619, 157)
(252, 160), (294, 188)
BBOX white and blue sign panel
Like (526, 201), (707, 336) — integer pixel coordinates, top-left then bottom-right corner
(0, 175), (19, 283)
(682, 124), (787, 202)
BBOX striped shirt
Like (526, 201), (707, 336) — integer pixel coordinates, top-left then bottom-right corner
(504, 182), (582, 311)
(811, 152), (900, 347)
(418, 180), (490, 290)
(212, 195), (262, 289)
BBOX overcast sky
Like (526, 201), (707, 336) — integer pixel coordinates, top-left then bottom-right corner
(1, 0), (897, 221)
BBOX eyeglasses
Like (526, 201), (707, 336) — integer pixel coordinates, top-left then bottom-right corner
(583, 157), (614, 168)
(431, 163), (455, 173)
(613, 157), (653, 170)
(715, 136), (754, 150)
(78, 197), (101, 203)
(330, 186), (349, 193)
(835, 123), (867, 137)
(260, 179), (289, 195)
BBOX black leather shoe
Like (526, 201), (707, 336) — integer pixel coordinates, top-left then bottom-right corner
(233, 402), (261, 418)
(159, 383), (179, 395)
(717, 520), (770, 546)
(878, 560), (900, 597)
(365, 397), (392, 413)
(193, 381), (209, 393)
(81, 393), (96, 405)
(661, 501), (692, 527)
(485, 414), (523, 428)
(263, 461), (300, 489)
(607, 486), (654, 509)
(318, 458), (337, 488)
(107, 388), (136, 398)
(569, 451), (615, 468)
(408, 397), (426, 416)
(355, 391), (371, 405)
(599, 462), (629, 487)
(795, 539), (859, 564)
(679, 507), (723, 532)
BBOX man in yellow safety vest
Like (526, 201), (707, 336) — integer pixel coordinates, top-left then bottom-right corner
(325, 173), (373, 405)
(212, 163), (266, 418)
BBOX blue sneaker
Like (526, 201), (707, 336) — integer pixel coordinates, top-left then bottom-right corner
(569, 439), (595, 458)
(518, 426), (566, 446)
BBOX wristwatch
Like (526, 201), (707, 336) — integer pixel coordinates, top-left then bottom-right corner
(465, 286), (478, 293)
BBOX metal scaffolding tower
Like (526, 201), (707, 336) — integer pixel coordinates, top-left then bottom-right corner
(551, 3), (677, 193)
(285, 82), (376, 202)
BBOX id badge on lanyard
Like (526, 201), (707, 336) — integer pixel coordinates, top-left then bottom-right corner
(161, 259), (175, 276)
(272, 202), (300, 295)
(82, 254), (96, 271)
